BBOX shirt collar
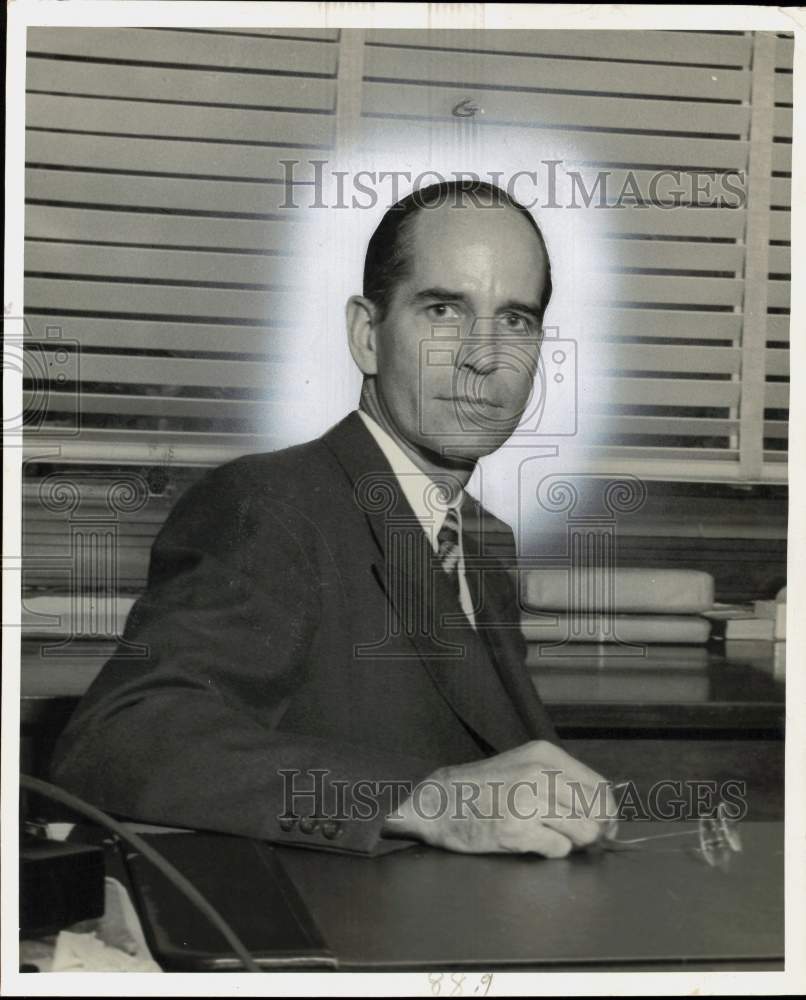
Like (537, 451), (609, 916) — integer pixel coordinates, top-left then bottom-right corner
(358, 410), (464, 553)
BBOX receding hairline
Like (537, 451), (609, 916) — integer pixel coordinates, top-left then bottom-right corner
(363, 181), (553, 322)
(389, 197), (549, 293)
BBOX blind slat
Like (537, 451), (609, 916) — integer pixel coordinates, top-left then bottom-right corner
(21, 429), (282, 467)
(363, 81), (751, 136)
(178, 28), (340, 41)
(770, 177), (790, 207)
(585, 308), (742, 341)
(582, 445), (739, 462)
(26, 131), (324, 183)
(26, 94), (335, 146)
(26, 168), (311, 217)
(767, 280), (791, 310)
(25, 242), (305, 285)
(769, 211), (791, 242)
(595, 239), (743, 272)
(594, 415), (738, 437)
(23, 316), (288, 352)
(766, 315), (790, 342)
(774, 73), (792, 104)
(25, 390), (295, 420)
(587, 274), (744, 307)
(365, 30), (752, 66)
(775, 35), (794, 70)
(27, 58), (336, 110)
(25, 347), (292, 389)
(603, 376), (741, 407)
(768, 245), (790, 273)
(363, 44), (751, 101)
(26, 205), (306, 252)
(358, 120), (749, 171)
(763, 420), (789, 438)
(773, 107), (792, 139)
(583, 207), (746, 238)
(596, 344), (741, 375)
(771, 144), (791, 173)
(765, 348), (789, 377)
(765, 383), (789, 408)
(27, 27), (339, 74)
(25, 277), (299, 323)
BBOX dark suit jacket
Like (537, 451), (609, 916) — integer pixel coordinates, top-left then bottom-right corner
(51, 411), (558, 855)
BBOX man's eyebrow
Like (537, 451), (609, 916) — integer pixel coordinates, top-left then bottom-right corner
(411, 288), (542, 320)
(410, 287), (471, 304)
(499, 298), (543, 321)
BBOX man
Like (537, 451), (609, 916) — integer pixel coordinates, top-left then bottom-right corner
(52, 181), (614, 857)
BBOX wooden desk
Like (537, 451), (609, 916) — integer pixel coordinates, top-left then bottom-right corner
(277, 821), (784, 971)
(529, 640), (784, 736)
(111, 822), (784, 971)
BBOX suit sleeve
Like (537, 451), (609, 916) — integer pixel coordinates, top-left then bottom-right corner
(50, 461), (437, 856)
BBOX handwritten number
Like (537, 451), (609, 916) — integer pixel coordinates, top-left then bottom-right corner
(451, 973), (466, 996)
(428, 971), (493, 996)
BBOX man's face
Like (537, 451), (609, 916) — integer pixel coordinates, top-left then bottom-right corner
(372, 201), (549, 463)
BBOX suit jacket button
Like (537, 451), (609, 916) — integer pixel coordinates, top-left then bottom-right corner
(321, 820), (344, 840)
(278, 815), (297, 832)
(299, 817), (319, 835)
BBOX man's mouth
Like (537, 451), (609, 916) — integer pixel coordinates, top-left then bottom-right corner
(437, 395), (504, 409)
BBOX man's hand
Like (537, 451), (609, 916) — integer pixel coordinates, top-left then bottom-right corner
(383, 741), (617, 857)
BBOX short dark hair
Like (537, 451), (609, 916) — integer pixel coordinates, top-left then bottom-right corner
(362, 180), (552, 322)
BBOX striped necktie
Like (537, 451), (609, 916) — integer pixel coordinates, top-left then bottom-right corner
(436, 503), (478, 629)
(437, 505), (462, 577)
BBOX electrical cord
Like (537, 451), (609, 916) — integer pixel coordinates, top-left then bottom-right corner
(20, 774), (262, 973)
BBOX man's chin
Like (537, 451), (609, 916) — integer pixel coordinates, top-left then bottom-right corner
(432, 433), (512, 463)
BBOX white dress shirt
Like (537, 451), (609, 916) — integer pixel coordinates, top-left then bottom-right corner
(358, 410), (477, 628)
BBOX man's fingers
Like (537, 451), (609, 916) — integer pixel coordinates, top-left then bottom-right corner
(524, 771), (615, 829)
(529, 740), (608, 791)
(540, 813), (602, 849)
(525, 742), (619, 823)
(526, 823), (574, 859)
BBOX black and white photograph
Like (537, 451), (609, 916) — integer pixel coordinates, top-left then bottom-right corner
(3, 1), (804, 993)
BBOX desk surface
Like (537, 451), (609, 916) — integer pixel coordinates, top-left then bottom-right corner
(114, 821), (784, 972)
(276, 821), (783, 971)
(530, 641), (784, 734)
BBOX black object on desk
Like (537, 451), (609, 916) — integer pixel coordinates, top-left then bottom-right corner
(117, 823), (783, 972)
(113, 833), (335, 970)
(20, 834), (105, 937)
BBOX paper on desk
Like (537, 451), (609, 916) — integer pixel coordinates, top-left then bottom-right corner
(50, 878), (161, 972)
(99, 876), (155, 959)
(51, 930), (161, 972)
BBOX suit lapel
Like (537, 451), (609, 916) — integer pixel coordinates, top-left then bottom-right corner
(463, 512), (559, 743)
(323, 412), (531, 752)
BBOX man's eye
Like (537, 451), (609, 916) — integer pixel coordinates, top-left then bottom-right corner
(426, 303), (461, 321)
(499, 313), (530, 333)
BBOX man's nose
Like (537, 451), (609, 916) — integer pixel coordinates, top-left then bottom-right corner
(455, 338), (509, 376)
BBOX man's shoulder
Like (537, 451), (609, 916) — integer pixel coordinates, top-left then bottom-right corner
(171, 434), (347, 530)
(210, 435), (333, 495)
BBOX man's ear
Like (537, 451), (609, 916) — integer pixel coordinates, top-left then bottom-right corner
(346, 295), (379, 376)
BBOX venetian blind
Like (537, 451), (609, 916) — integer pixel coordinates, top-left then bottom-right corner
(22, 28), (790, 481)
(358, 28), (791, 484)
